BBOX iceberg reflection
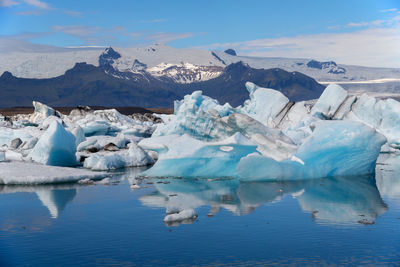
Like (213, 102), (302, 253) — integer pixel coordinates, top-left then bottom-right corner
(0, 184), (77, 218)
(376, 154), (400, 200)
(140, 175), (387, 226)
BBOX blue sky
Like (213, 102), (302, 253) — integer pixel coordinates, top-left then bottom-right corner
(1, 0), (400, 67)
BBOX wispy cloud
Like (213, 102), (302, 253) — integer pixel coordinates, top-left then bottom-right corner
(63, 9), (83, 17)
(202, 16), (400, 68)
(48, 24), (195, 46)
(140, 18), (168, 23)
(0, 0), (19, 7)
(52, 25), (100, 37)
(380, 8), (397, 13)
(347, 22), (369, 27)
(15, 9), (43, 15)
(145, 32), (194, 43)
(21, 0), (49, 9)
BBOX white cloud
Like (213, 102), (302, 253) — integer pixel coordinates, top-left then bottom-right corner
(140, 19), (168, 23)
(380, 8), (397, 13)
(15, 10), (43, 15)
(22, 0), (49, 9)
(203, 23), (400, 68)
(52, 25), (100, 37)
(0, 0), (19, 7)
(347, 22), (369, 27)
(63, 10), (83, 17)
(145, 32), (194, 43)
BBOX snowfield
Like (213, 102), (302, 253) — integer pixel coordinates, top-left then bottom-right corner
(0, 81), (399, 184)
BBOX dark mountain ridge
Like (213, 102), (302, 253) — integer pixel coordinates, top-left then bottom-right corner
(0, 61), (325, 108)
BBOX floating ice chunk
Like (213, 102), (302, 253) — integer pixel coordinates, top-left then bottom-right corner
(0, 161), (108, 185)
(153, 90), (237, 140)
(28, 121), (77, 167)
(0, 126), (40, 148)
(95, 177), (111, 185)
(83, 143), (154, 171)
(71, 109), (149, 137)
(78, 178), (94, 185)
(238, 121), (386, 181)
(332, 95), (357, 120)
(311, 84), (347, 119)
(138, 134), (181, 152)
(278, 101), (312, 130)
(224, 114), (297, 161)
(145, 133), (258, 178)
(70, 126), (86, 146)
(5, 150), (23, 161)
(163, 209), (198, 223)
(80, 120), (112, 136)
(345, 95), (400, 148)
(30, 101), (61, 124)
(77, 134), (129, 152)
(240, 82), (289, 127)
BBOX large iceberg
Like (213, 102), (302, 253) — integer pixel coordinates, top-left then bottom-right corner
(142, 82), (392, 181)
(237, 121), (386, 181)
(144, 133), (257, 178)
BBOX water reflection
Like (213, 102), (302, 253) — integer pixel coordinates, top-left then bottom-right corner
(376, 154), (400, 200)
(0, 184), (77, 218)
(140, 175), (388, 226)
(1, 155), (399, 227)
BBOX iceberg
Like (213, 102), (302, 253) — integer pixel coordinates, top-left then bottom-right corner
(28, 121), (78, 167)
(144, 133), (258, 178)
(311, 84), (347, 119)
(153, 90), (237, 140)
(0, 161), (108, 185)
(83, 143), (154, 171)
(240, 82), (290, 127)
(29, 101), (62, 124)
(237, 121), (386, 181)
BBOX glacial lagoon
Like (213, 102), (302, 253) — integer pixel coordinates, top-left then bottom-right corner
(1, 154), (400, 266)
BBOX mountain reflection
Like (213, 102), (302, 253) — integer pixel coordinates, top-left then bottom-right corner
(140, 175), (387, 225)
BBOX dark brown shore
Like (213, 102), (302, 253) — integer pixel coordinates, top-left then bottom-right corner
(0, 106), (174, 116)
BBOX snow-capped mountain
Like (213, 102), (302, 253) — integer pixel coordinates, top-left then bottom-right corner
(147, 63), (223, 83)
(2, 43), (400, 85)
(212, 50), (400, 83)
(1, 43), (400, 108)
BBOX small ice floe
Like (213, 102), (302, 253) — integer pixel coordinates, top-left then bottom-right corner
(163, 209), (198, 224)
(130, 184), (141, 190)
(0, 161), (108, 185)
(78, 178), (94, 185)
(95, 177), (111, 185)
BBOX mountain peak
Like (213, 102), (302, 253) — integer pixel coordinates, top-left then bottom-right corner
(224, 49), (237, 56)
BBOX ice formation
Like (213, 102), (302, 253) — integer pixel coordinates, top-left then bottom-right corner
(28, 121), (77, 167)
(83, 143), (154, 171)
(144, 133), (257, 177)
(142, 82), (395, 180)
(0, 101), (158, 183)
(0, 162), (107, 185)
(0, 80), (399, 183)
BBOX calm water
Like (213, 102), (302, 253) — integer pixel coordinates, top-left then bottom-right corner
(1, 155), (400, 266)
